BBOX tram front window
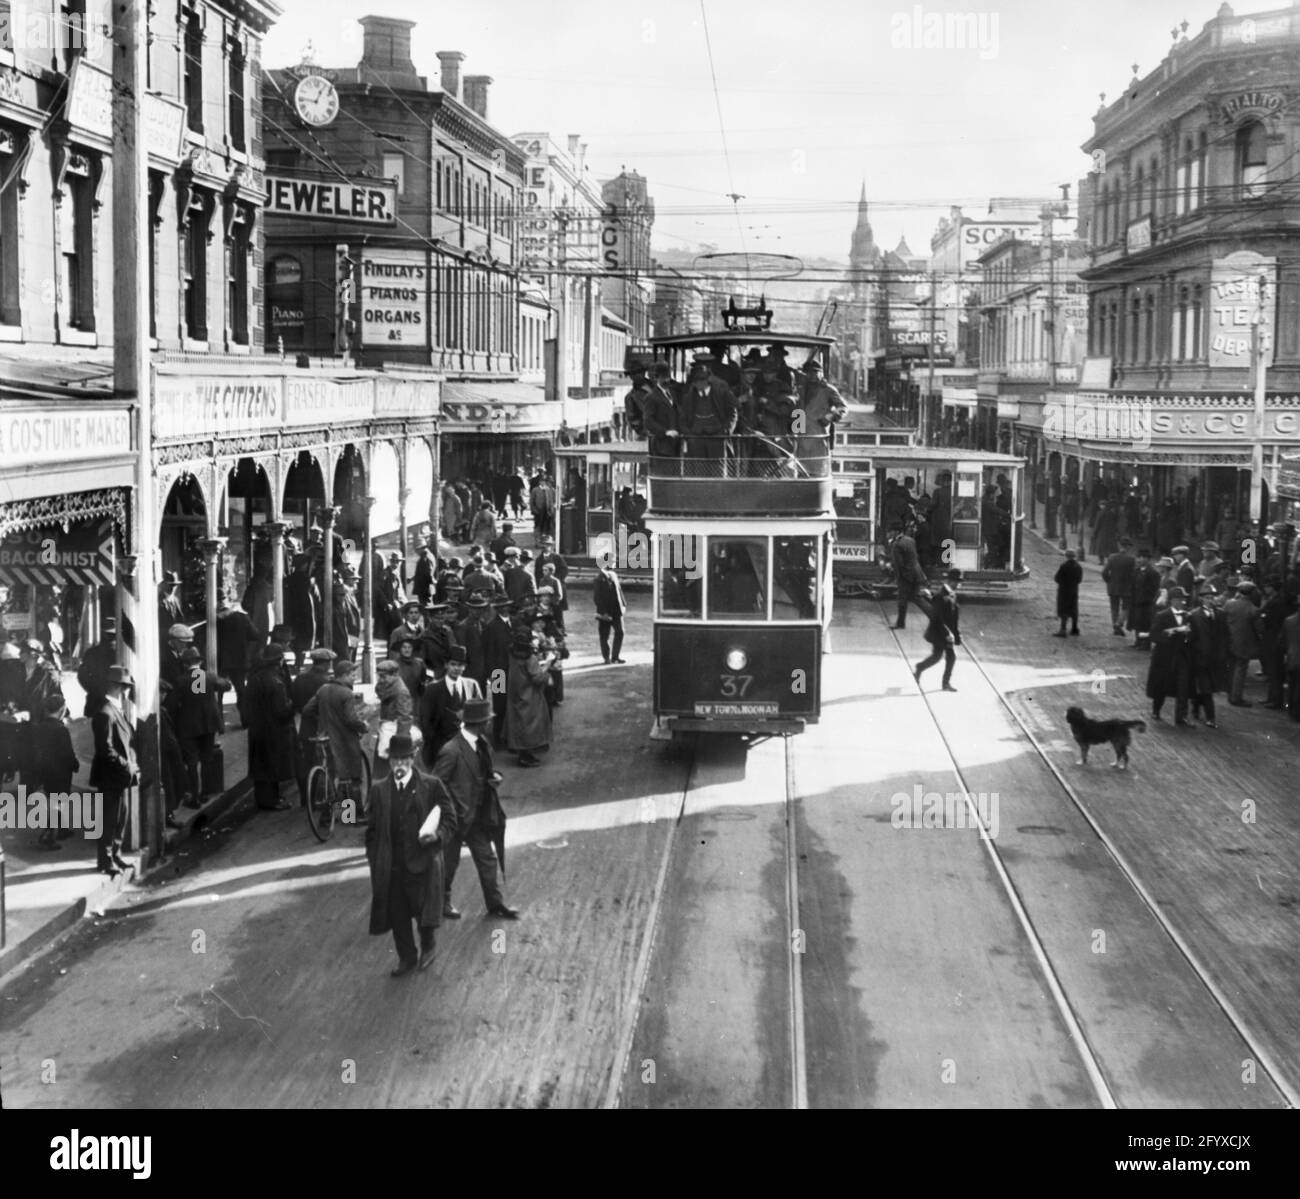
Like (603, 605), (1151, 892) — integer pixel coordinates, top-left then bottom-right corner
(658, 533), (702, 618)
(707, 538), (766, 621)
(773, 536), (819, 620)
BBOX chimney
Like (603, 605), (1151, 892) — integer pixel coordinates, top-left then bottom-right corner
(463, 75), (492, 120)
(437, 51), (466, 100)
(357, 16), (422, 89)
(567, 134), (580, 157)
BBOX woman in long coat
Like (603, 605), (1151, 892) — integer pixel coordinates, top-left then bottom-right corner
(505, 627), (555, 767)
(245, 645), (296, 809)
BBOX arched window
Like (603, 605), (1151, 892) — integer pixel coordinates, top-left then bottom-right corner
(265, 254), (304, 349)
(1237, 121), (1267, 198)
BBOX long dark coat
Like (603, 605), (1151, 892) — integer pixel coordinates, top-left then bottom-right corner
(1129, 564), (1162, 634)
(245, 662), (296, 783)
(365, 772), (450, 934)
(506, 651), (552, 751)
(285, 571), (319, 650)
(1054, 559), (1083, 618)
(1146, 607), (1192, 700)
(1187, 607), (1228, 694)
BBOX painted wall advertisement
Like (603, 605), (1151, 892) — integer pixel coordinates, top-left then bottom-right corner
(359, 250), (429, 348)
(1208, 251), (1276, 369)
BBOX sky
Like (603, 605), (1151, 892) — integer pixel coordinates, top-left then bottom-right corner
(263, 0), (1233, 263)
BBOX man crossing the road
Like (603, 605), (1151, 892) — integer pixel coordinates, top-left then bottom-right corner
(913, 568), (962, 692)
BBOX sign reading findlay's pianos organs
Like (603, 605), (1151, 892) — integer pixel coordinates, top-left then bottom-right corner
(0, 407), (131, 465)
(264, 176), (397, 225)
(360, 250), (428, 346)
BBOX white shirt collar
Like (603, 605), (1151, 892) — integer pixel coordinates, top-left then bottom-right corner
(460, 727), (478, 748)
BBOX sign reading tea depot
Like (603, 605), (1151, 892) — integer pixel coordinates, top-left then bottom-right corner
(1208, 251), (1276, 369)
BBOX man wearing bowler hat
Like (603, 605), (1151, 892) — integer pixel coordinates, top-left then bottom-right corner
(434, 697), (518, 920)
(89, 665), (137, 875)
(419, 644), (482, 767)
(365, 733), (451, 976)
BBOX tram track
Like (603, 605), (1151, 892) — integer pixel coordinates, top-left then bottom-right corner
(875, 599), (1298, 1110)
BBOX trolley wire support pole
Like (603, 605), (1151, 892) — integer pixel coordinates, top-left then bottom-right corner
(1251, 269), (1269, 535)
(113, 0), (161, 863)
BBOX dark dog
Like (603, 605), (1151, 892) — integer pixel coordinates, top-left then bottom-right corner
(1065, 707), (1146, 770)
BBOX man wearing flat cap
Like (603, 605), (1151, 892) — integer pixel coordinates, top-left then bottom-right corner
(366, 733), (452, 976)
(1224, 579), (1262, 707)
(1170, 545), (1197, 598)
(502, 546), (536, 606)
(89, 665), (137, 875)
(387, 599), (426, 659)
(161, 622), (195, 688)
(303, 658), (370, 813)
(293, 648), (336, 803)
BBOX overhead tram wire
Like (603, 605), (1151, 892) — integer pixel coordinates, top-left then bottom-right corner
(698, 0), (749, 284)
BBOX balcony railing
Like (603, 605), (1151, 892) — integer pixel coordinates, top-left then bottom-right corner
(646, 435), (832, 517)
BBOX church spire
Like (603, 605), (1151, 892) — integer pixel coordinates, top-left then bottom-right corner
(849, 180), (876, 271)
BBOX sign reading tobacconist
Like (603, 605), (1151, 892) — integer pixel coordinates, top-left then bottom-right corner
(264, 175), (397, 225)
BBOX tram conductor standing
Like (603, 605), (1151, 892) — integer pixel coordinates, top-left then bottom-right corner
(643, 364), (682, 469)
(913, 568), (963, 692)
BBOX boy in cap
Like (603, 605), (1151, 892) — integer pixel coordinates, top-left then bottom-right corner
(914, 569), (963, 692)
(1053, 548), (1083, 637)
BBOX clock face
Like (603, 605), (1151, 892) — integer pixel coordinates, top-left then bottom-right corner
(294, 75), (339, 127)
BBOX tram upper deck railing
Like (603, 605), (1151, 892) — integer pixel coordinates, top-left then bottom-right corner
(645, 435), (833, 518)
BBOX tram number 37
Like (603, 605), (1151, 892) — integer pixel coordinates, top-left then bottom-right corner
(719, 674), (754, 698)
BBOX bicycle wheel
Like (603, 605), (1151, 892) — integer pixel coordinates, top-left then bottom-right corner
(306, 766), (335, 842)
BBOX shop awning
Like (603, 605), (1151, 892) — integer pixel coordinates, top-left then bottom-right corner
(942, 388), (977, 409)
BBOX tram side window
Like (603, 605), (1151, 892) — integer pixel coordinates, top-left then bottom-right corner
(658, 534), (702, 618)
(707, 538), (766, 621)
(773, 536), (819, 621)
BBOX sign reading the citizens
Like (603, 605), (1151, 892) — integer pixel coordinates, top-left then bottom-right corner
(359, 251), (427, 346)
(264, 176), (397, 225)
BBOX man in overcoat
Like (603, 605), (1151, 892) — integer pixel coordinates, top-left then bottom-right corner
(1053, 549), (1083, 637)
(1128, 548), (1161, 649)
(888, 523), (928, 630)
(1102, 538), (1136, 635)
(245, 644), (296, 810)
(1187, 583), (1228, 726)
(913, 569), (962, 692)
(302, 659), (369, 796)
(1147, 586), (1192, 723)
(433, 698), (518, 920)
(89, 665), (137, 875)
(365, 734), (450, 976)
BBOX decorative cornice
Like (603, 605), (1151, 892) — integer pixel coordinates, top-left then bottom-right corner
(0, 487), (128, 538)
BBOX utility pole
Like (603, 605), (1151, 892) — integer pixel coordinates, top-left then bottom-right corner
(113, 1), (161, 860)
(554, 209), (569, 403)
(926, 270), (937, 445)
(1251, 268), (1270, 532)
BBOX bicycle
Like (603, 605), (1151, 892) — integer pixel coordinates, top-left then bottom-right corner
(305, 734), (372, 842)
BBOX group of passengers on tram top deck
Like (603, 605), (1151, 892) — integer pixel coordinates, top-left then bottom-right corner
(623, 343), (847, 467)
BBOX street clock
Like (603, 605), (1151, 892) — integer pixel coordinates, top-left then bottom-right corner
(294, 74), (339, 127)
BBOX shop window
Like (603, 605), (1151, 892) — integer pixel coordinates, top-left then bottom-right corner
(183, 6), (204, 135)
(265, 253), (304, 348)
(60, 156), (95, 331)
(1237, 121), (1267, 199)
(227, 33), (246, 152)
(182, 191), (210, 341)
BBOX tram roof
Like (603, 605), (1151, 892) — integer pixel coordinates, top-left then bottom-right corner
(650, 330), (837, 351)
(553, 439), (648, 458)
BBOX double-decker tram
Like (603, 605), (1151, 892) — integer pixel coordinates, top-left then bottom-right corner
(642, 304), (836, 738)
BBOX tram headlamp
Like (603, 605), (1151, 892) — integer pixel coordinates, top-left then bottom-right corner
(725, 649), (748, 672)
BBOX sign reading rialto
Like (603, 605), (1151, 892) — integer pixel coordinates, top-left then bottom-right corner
(1208, 251), (1276, 369)
(264, 176), (397, 225)
(360, 250), (427, 346)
